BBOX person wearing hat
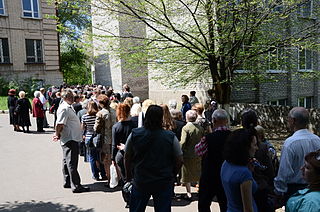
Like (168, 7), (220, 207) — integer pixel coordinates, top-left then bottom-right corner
(7, 89), (20, 131)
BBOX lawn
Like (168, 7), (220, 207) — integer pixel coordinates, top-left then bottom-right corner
(0, 96), (33, 111)
(0, 96), (7, 111)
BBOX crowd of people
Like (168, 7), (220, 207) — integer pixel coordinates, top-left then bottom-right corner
(7, 84), (320, 212)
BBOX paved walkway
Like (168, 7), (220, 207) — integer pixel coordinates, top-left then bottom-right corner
(0, 113), (220, 212)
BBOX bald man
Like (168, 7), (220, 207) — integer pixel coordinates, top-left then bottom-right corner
(274, 107), (320, 203)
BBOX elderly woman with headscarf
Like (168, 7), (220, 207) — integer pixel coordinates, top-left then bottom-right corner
(7, 89), (19, 131)
(180, 109), (204, 200)
(32, 90), (44, 132)
(16, 91), (32, 133)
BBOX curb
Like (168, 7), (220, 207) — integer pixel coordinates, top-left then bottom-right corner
(1, 110), (9, 114)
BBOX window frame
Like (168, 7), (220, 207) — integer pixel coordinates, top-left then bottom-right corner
(298, 96), (313, 109)
(25, 39), (43, 63)
(0, 0), (5, 15)
(298, 48), (313, 71)
(297, 0), (313, 18)
(267, 47), (286, 71)
(268, 99), (287, 106)
(0, 38), (10, 64)
(21, 0), (40, 18)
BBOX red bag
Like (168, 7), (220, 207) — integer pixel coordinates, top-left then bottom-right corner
(195, 136), (208, 157)
(49, 104), (55, 114)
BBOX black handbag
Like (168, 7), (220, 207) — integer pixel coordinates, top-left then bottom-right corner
(14, 104), (21, 113)
(90, 133), (103, 148)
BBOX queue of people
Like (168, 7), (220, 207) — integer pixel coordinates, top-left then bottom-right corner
(7, 84), (320, 212)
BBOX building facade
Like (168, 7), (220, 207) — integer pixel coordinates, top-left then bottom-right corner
(0, 0), (62, 86)
(92, 0), (320, 108)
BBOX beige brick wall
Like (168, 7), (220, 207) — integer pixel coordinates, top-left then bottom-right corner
(0, 0), (62, 86)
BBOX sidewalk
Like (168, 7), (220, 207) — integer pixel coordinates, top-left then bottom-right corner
(0, 113), (220, 212)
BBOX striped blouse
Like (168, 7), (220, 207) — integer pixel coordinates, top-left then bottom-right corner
(81, 114), (96, 140)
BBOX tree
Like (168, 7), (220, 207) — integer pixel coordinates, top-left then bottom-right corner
(92, 0), (320, 105)
(48, 0), (92, 84)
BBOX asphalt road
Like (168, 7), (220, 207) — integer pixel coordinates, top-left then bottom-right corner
(0, 113), (220, 212)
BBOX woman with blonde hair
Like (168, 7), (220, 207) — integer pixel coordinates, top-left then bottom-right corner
(16, 91), (32, 133)
(82, 100), (107, 181)
(138, 99), (155, 127)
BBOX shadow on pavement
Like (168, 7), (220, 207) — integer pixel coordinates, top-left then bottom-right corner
(83, 182), (122, 193)
(0, 201), (94, 212)
(146, 192), (199, 207)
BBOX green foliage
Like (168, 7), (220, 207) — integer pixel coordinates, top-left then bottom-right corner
(47, 0), (93, 85)
(61, 44), (91, 85)
(0, 77), (45, 97)
(93, 0), (320, 104)
(0, 77), (10, 96)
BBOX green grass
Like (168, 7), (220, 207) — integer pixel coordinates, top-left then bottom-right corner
(0, 96), (7, 111)
(0, 96), (33, 111)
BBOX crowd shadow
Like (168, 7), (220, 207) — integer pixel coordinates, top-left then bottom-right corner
(146, 192), (199, 207)
(0, 201), (94, 212)
(83, 181), (122, 193)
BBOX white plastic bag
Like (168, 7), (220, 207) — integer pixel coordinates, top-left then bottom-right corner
(109, 164), (119, 188)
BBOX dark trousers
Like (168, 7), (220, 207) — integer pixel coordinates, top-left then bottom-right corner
(43, 110), (49, 127)
(198, 161), (227, 212)
(115, 151), (125, 181)
(130, 184), (172, 212)
(62, 140), (81, 190)
(36, 117), (44, 132)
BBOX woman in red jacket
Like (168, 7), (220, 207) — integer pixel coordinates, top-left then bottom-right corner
(32, 91), (44, 132)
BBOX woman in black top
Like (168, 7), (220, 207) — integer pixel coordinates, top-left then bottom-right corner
(112, 103), (135, 182)
(7, 89), (20, 131)
(16, 91), (32, 133)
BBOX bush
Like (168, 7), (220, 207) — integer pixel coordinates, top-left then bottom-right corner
(0, 77), (48, 98)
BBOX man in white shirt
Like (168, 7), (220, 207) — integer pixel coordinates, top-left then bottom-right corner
(39, 88), (49, 128)
(274, 107), (320, 203)
(53, 89), (89, 193)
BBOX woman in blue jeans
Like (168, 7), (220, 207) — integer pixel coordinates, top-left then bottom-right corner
(82, 100), (106, 181)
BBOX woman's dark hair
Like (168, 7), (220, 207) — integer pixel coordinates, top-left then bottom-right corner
(181, 95), (189, 102)
(144, 105), (163, 130)
(224, 128), (257, 166)
(241, 109), (258, 129)
(305, 150), (320, 176)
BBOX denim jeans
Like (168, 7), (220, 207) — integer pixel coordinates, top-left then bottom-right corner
(130, 184), (172, 212)
(88, 147), (106, 179)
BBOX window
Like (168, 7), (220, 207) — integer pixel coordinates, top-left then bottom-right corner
(268, 99), (287, 106)
(0, 0), (5, 15)
(297, 0), (312, 17)
(0, 38), (10, 63)
(25, 39), (43, 63)
(22, 0), (39, 18)
(299, 48), (312, 70)
(268, 48), (285, 70)
(298, 97), (313, 108)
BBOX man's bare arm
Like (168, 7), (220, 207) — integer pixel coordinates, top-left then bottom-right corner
(53, 124), (64, 142)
